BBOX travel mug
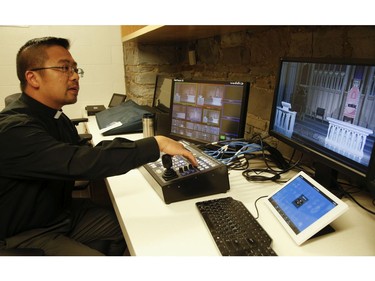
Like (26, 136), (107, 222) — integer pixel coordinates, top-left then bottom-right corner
(142, 113), (155, 137)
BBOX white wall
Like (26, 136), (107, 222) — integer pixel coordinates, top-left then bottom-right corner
(0, 25), (125, 119)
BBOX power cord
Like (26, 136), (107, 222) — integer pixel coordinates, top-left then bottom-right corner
(344, 191), (375, 215)
(242, 134), (303, 182)
(335, 180), (375, 215)
(242, 168), (282, 182)
(253, 195), (268, 219)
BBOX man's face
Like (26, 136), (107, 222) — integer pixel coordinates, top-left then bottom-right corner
(37, 45), (80, 109)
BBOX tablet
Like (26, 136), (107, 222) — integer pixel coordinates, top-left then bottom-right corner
(265, 171), (348, 245)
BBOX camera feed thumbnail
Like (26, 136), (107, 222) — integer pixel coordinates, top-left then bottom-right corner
(171, 81), (247, 143)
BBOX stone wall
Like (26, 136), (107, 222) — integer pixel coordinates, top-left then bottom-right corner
(123, 26), (375, 156)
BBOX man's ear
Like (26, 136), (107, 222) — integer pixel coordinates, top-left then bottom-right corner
(25, 70), (40, 89)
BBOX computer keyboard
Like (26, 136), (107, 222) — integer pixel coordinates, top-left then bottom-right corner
(196, 197), (277, 256)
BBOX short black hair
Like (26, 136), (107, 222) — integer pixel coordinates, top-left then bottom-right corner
(16, 37), (70, 91)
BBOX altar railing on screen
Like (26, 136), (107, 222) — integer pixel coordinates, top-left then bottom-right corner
(325, 117), (373, 161)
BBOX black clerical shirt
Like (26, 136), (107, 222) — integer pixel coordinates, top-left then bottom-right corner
(0, 93), (160, 240)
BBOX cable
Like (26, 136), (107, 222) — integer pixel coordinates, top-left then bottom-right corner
(203, 139), (262, 168)
(241, 134), (304, 182)
(344, 191), (375, 215)
(226, 154), (251, 170)
(242, 168), (281, 182)
(336, 180), (375, 215)
(253, 195), (268, 219)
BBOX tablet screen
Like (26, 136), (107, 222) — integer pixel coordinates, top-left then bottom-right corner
(268, 174), (337, 234)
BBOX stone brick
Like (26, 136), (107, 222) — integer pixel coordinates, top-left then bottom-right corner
(247, 86), (274, 120)
(221, 31), (246, 48)
(196, 38), (220, 65)
(247, 113), (268, 131)
(222, 47), (243, 65)
(248, 27), (289, 67)
(134, 72), (157, 85)
(289, 31), (313, 57)
(313, 27), (346, 57)
(347, 26), (375, 58)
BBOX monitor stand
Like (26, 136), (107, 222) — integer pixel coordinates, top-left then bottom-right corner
(313, 162), (345, 198)
(309, 162), (341, 241)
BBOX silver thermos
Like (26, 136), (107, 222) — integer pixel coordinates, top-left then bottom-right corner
(142, 113), (155, 137)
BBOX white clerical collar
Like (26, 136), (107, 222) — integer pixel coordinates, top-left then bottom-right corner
(54, 110), (63, 119)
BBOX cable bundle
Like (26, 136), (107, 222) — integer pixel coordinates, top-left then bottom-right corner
(203, 140), (262, 168)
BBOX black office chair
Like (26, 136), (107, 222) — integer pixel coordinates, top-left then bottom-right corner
(71, 117), (93, 145)
(4, 93), (23, 107)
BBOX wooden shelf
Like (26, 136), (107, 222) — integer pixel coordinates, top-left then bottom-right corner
(121, 25), (251, 44)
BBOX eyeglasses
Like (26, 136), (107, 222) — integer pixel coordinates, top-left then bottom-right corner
(29, 65), (84, 78)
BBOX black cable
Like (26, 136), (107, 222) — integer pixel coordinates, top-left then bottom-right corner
(336, 180), (375, 215)
(338, 180), (362, 195)
(242, 134), (303, 182)
(343, 191), (375, 215)
(288, 149), (296, 165)
(260, 142), (302, 175)
(242, 168), (282, 182)
(253, 195), (268, 219)
(227, 156), (250, 171)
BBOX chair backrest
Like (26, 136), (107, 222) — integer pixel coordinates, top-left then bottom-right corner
(4, 93), (21, 107)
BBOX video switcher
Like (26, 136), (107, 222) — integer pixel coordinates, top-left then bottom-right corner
(139, 141), (230, 204)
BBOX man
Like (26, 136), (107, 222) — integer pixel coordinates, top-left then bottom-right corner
(0, 37), (197, 255)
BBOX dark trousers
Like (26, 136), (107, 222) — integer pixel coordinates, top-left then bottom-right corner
(2, 199), (126, 256)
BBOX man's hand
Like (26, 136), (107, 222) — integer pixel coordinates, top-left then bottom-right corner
(154, 136), (198, 167)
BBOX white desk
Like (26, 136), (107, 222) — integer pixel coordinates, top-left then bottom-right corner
(86, 116), (375, 256)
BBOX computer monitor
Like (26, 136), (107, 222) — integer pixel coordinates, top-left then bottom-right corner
(169, 79), (250, 144)
(269, 57), (375, 195)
